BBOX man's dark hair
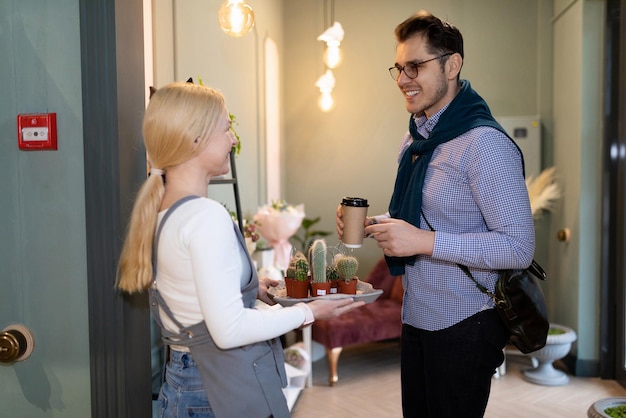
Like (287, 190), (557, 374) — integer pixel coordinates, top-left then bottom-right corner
(395, 10), (464, 59)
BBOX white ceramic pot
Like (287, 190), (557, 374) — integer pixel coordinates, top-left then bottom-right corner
(587, 397), (626, 417)
(523, 323), (577, 386)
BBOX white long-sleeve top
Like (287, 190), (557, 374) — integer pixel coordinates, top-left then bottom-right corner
(155, 197), (306, 349)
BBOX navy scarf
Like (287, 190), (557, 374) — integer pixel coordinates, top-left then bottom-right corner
(385, 80), (515, 275)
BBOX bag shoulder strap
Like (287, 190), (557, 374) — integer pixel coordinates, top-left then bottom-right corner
(420, 210), (496, 298)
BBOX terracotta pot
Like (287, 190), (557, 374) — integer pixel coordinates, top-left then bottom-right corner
(329, 279), (340, 294)
(338, 277), (358, 294)
(289, 279), (310, 298)
(311, 282), (332, 297)
(284, 277), (294, 296)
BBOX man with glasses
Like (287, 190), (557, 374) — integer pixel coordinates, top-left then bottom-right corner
(337, 10), (535, 417)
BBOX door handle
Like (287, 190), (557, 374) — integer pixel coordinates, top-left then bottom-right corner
(557, 228), (571, 243)
(0, 325), (34, 363)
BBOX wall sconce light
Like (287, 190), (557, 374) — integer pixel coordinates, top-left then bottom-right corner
(218, 0), (255, 38)
(317, 22), (344, 69)
(315, 70), (336, 112)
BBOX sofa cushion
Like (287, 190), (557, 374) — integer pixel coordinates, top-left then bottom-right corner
(312, 298), (402, 349)
(361, 258), (397, 299)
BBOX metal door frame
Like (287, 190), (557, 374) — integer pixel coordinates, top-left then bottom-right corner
(600, 0), (626, 385)
(80, 0), (153, 416)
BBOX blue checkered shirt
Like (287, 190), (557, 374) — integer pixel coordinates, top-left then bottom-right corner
(398, 106), (535, 331)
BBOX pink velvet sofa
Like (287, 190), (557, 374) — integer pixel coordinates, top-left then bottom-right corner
(311, 257), (403, 385)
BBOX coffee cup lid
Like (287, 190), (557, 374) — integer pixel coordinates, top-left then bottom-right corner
(341, 197), (369, 207)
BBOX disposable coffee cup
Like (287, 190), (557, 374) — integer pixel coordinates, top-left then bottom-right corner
(341, 197), (369, 248)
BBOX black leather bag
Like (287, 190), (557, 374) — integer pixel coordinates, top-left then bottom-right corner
(490, 260), (549, 353)
(458, 260), (549, 354)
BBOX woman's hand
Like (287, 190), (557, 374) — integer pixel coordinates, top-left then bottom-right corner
(257, 276), (279, 305)
(307, 297), (365, 320)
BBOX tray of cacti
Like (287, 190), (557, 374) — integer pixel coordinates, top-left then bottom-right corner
(267, 240), (383, 307)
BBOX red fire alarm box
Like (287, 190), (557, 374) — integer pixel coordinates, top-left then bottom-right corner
(17, 113), (57, 150)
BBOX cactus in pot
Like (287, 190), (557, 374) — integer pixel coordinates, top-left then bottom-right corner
(290, 251), (309, 282)
(326, 263), (340, 294)
(309, 239), (332, 296)
(285, 251), (310, 298)
(334, 254), (359, 294)
(308, 239), (328, 283)
(335, 254), (359, 281)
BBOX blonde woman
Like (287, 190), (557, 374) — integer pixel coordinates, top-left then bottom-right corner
(117, 82), (363, 418)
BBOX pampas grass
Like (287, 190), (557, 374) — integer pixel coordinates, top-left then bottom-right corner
(526, 167), (561, 219)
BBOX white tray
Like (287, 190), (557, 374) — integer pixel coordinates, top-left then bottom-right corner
(268, 280), (383, 307)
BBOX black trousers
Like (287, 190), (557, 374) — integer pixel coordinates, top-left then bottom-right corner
(401, 309), (508, 418)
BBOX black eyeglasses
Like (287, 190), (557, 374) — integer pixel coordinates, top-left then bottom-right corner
(388, 53), (453, 81)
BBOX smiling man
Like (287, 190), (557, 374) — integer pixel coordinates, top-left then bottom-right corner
(364, 10), (536, 418)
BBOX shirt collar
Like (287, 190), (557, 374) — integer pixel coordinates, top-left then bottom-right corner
(413, 103), (451, 138)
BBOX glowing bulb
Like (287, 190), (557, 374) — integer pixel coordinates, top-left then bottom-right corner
(318, 91), (335, 112)
(315, 70), (336, 112)
(218, 0), (255, 38)
(318, 22), (345, 69)
(323, 42), (343, 69)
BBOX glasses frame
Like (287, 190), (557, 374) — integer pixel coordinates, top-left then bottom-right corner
(388, 52), (454, 81)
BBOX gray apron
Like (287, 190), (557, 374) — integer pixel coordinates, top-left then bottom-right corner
(150, 196), (289, 418)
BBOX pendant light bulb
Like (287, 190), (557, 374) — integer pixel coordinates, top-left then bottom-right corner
(318, 91), (335, 112)
(323, 42), (343, 69)
(318, 22), (345, 69)
(316, 70), (336, 112)
(218, 0), (255, 38)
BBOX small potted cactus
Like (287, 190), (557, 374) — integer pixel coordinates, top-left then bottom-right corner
(326, 263), (340, 294)
(334, 254), (359, 294)
(309, 239), (331, 297)
(285, 251), (310, 298)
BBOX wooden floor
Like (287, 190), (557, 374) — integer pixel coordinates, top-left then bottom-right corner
(291, 340), (626, 418)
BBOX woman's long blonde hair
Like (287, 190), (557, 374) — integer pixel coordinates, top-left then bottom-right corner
(116, 82), (226, 293)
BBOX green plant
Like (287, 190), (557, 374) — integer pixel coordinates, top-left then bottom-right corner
(229, 113), (241, 155)
(287, 251), (309, 282)
(308, 239), (328, 283)
(334, 254), (358, 281)
(605, 406), (626, 418)
(291, 217), (332, 253)
(548, 327), (566, 335)
(326, 264), (339, 281)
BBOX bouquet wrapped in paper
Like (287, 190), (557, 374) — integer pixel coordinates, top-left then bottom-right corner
(254, 200), (305, 271)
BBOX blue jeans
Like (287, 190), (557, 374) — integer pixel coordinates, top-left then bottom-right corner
(401, 309), (508, 418)
(157, 350), (216, 418)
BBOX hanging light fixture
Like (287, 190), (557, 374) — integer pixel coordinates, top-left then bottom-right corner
(315, 70), (336, 112)
(218, 0), (255, 38)
(317, 21), (344, 69)
(315, 0), (342, 111)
